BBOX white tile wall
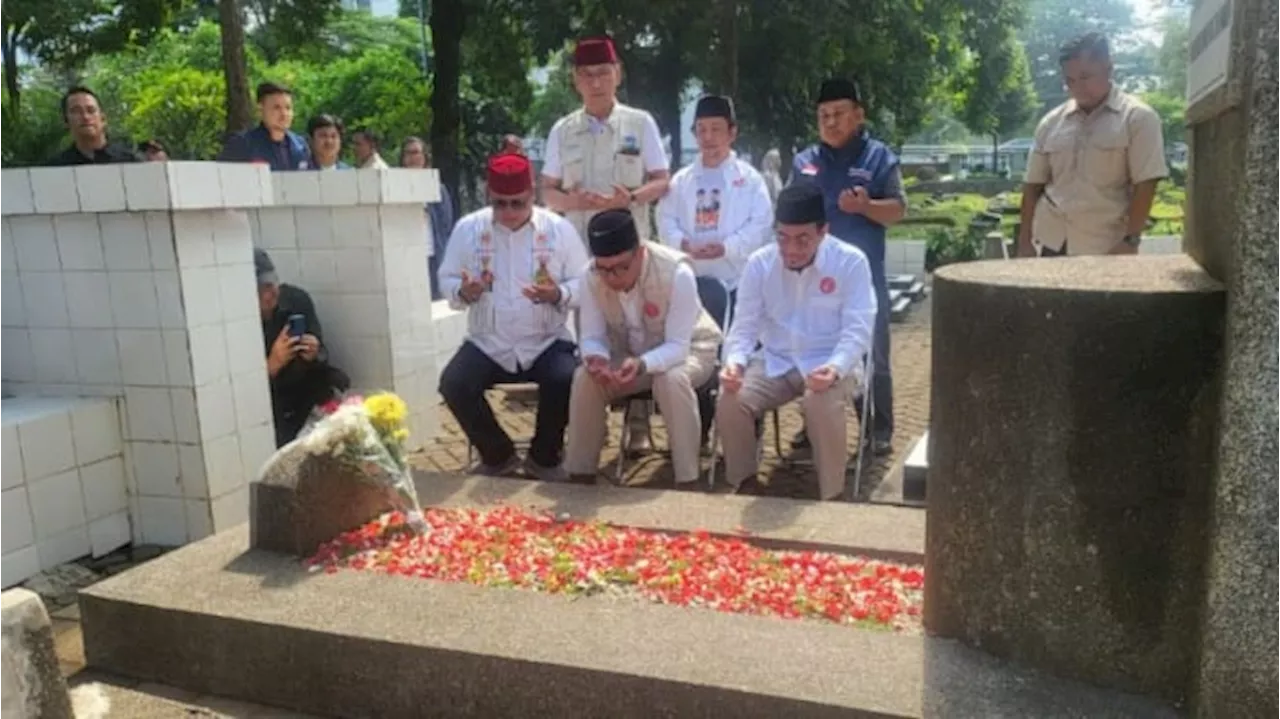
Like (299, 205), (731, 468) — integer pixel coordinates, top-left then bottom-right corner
(29, 168), (81, 214)
(1, 169), (35, 215)
(154, 271), (185, 328)
(231, 370), (272, 430)
(118, 330), (168, 387)
(185, 499), (213, 541)
(238, 424), (275, 483)
(2, 487), (35, 550)
(2, 547), (39, 588)
(88, 512), (130, 556)
(178, 445), (207, 498)
(145, 212), (177, 270)
(163, 330), (194, 386)
(171, 388), (200, 443)
(10, 217), (60, 271)
(275, 173), (322, 207)
(38, 527), (89, 570)
(255, 208), (297, 249)
(64, 271), (114, 328)
(173, 212), (217, 268)
(74, 166), (126, 213)
(110, 272), (162, 328)
(2, 425), (21, 490)
(21, 272), (70, 327)
(28, 469), (86, 538)
(203, 433), (242, 498)
(195, 377), (236, 441)
(2, 329), (35, 383)
(72, 329), (123, 388)
(2, 271), (24, 327)
(211, 486), (249, 532)
(15, 407), (75, 481)
(167, 162), (224, 210)
(29, 328), (77, 384)
(123, 164), (171, 211)
(187, 323), (229, 386)
(102, 233), (151, 294)
(218, 265), (258, 323)
(80, 456), (128, 520)
(179, 265), (223, 327)
(123, 385), (175, 441)
(136, 495), (187, 546)
(295, 209), (336, 250)
(319, 171), (360, 206)
(70, 395), (122, 466)
(54, 214), (105, 270)
(1, 219), (14, 271)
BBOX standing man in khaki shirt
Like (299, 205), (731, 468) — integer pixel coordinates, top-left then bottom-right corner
(1018, 32), (1169, 257)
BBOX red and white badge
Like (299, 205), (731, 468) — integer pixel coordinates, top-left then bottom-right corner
(800, 163), (819, 176)
(643, 301), (660, 318)
(819, 276), (837, 294)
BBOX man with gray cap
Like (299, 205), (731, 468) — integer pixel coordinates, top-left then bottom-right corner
(256, 248), (348, 446)
(564, 209), (722, 487)
(716, 184), (877, 500)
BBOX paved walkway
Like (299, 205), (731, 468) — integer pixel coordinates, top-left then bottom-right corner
(413, 297), (932, 502)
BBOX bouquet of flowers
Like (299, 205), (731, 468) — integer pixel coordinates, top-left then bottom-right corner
(297, 392), (427, 532)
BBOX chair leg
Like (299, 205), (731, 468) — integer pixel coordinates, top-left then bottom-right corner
(645, 399), (657, 448)
(771, 410), (783, 463)
(707, 421), (719, 489)
(615, 402), (632, 484)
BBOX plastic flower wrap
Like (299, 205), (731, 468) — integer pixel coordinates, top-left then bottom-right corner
(297, 392), (427, 533)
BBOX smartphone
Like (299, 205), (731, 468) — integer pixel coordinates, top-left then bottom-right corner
(287, 314), (307, 338)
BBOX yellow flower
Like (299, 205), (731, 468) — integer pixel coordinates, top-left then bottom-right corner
(363, 392), (408, 431)
(392, 428), (410, 443)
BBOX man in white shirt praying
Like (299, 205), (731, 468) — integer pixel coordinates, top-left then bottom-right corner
(657, 94), (773, 329)
(437, 152), (589, 481)
(565, 209), (723, 487)
(716, 184), (877, 500)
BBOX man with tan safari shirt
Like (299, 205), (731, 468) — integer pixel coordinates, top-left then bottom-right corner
(565, 210), (722, 487)
(1018, 32), (1168, 257)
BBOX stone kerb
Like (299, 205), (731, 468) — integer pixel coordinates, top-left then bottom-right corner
(2, 163), (276, 550)
(925, 255), (1225, 705)
(250, 169), (442, 447)
(1, 588), (74, 719)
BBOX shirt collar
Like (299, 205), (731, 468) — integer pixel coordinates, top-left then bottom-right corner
(696, 151), (736, 175)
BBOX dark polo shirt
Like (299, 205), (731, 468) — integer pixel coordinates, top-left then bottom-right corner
(47, 143), (140, 166)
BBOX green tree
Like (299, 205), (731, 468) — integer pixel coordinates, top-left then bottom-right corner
(1141, 90), (1186, 145)
(955, 25), (1039, 170)
(527, 50), (577, 137)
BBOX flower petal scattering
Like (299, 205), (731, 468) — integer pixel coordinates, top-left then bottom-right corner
(306, 507), (925, 632)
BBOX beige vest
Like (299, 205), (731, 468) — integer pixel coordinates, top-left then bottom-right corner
(457, 208), (570, 338)
(552, 103), (657, 245)
(586, 242), (722, 364)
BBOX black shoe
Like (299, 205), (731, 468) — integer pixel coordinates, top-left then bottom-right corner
(872, 436), (893, 456)
(568, 473), (598, 485)
(790, 428), (810, 451)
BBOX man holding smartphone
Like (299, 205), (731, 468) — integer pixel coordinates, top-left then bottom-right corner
(256, 249), (349, 446)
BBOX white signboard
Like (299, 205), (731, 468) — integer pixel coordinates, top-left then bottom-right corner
(1187, 0), (1233, 106)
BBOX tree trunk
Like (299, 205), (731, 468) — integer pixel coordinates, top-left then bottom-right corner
(218, 0), (253, 135)
(718, 0), (739, 98)
(2, 21), (25, 111)
(991, 133), (999, 175)
(429, 0), (466, 205)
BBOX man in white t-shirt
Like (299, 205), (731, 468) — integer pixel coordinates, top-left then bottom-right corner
(657, 94), (772, 329)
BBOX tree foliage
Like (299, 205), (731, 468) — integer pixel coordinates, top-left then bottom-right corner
(1020, 0), (1134, 114)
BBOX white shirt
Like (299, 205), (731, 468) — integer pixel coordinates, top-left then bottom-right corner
(579, 262), (700, 374)
(360, 153), (390, 170)
(438, 208), (589, 373)
(541, 108), (669, 179)
(726, 238), (877, 379)
(657, 153), (773, 288)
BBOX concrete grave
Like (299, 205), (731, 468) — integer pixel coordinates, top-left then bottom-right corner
(2, 589), (74, 719)
(80, 474), (1179, 718)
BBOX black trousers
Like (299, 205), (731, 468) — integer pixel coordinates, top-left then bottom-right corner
(439, 339), (577, 467)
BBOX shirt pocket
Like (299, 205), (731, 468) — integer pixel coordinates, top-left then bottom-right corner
(807, 297), (843, 336)
(1085, 128), (1130, 188)
(615, 153), (645, 188)
(561, 158), (584, 189)
(1042, 130), (1078, 180)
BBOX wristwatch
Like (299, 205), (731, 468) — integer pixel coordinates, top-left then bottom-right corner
(1122, 234), (1142, 248)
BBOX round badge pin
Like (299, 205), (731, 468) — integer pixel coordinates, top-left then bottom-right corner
(644, 302), (660, 318)
(820, 277), (836, 294)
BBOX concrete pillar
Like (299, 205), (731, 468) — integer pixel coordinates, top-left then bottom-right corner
(924, 256), (1225, 704)
(1191, 2), (1279, 715)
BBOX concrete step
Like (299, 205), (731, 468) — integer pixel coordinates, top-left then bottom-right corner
(903, 431), (928, 502)
(887, 274), (916, 291)
(890, 295), (913, 323)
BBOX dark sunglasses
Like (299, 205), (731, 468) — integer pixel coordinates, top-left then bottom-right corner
(491, 198), (529, 210)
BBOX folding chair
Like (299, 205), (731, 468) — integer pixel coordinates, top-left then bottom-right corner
(465, 382), (539, 467)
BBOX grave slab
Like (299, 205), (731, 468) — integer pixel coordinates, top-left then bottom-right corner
(81, 505), (1179, 719)
(902, 432), (928, 503)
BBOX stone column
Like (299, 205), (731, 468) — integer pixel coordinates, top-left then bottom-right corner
(1192, 3), (1279, 715)
(924, 256), (1225, 704)
(249, 169), (440, 444)
(1, 163), (276, 548)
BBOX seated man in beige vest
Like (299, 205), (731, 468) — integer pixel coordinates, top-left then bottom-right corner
(717, 184), (877, 500)
(565, 209), (723, 486)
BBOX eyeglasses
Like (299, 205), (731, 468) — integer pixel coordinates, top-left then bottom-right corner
(491, 198), (529, 210)
(593, 251), (637, 277)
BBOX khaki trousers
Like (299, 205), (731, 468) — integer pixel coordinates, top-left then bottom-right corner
(565, 355), (714, 483)
(716, 362), (856, 500)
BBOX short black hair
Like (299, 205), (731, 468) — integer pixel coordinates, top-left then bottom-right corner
(1059, 32), (1110, 64)
(351, 128), (380, 148)
(60, 86), (100, 120)
(137, 139), (166, 154)
(306, 114), (344, 138)
(255, 82), (292, 103)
